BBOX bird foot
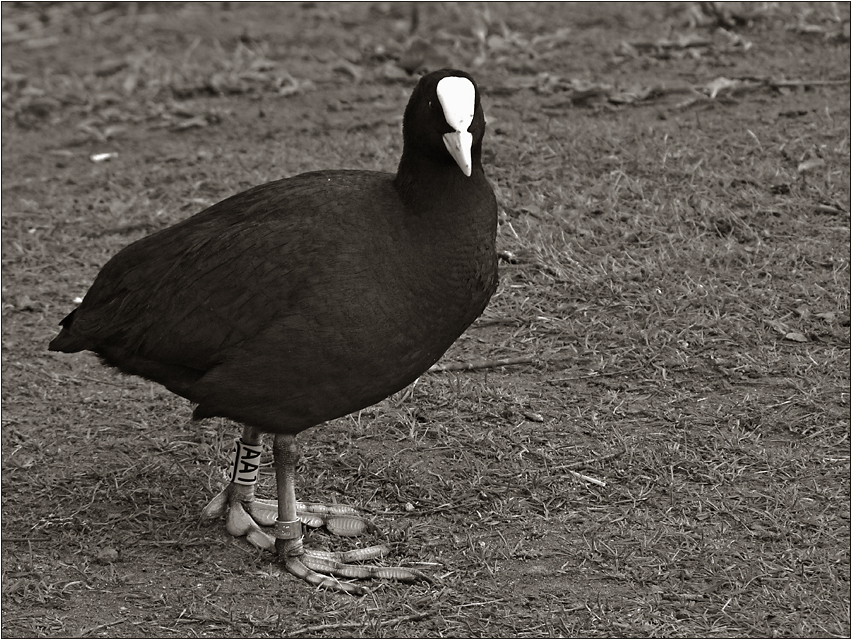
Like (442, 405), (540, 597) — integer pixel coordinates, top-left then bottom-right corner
(202, 437), (428, 593)
(276, 537), (431, 595)
(201, 483), (378, 551)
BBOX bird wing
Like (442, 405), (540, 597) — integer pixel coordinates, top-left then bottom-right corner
(64, 176), (364, 373)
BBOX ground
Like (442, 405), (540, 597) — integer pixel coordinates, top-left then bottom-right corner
(1, 2), (850, 638)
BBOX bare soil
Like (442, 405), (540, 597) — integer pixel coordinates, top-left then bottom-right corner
(2, 2), (850, 637)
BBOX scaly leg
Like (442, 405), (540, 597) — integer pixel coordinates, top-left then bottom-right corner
(273, 434), (429, 594)
(201, 426), (371, 550)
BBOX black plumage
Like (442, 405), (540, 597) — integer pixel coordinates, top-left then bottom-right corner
(49, 68), (497, 591)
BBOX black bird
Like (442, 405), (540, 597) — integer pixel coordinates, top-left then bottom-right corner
(49, 69), (498, 593)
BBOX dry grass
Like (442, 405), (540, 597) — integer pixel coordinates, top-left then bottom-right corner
(2, 2), (850, 637)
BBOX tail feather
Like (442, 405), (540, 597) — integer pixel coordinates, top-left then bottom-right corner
(48, 309), (93, 353)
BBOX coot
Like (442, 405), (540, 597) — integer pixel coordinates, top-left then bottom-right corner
(49, 69), (498, 593)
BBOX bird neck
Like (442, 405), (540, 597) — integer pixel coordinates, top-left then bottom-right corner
(393, 150), (489, 216)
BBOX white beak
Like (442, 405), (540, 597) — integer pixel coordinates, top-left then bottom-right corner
(437, 76), (476, 178)
(443, 130), (473, 177)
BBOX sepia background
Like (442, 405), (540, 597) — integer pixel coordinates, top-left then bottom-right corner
(2, 2), (850, 637)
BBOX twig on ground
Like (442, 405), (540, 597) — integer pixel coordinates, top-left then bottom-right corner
(287, 610), (434, 636)
(815, 203), (848, 216)
(381, 611), (436, 627)
(549, 366), (645, 381)
(565, 470), (607, 487)
(430, 356), (541, 372)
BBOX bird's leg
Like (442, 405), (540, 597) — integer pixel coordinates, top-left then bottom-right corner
(201, 426), (277, 550)
(201, 427), (375, 548)
(273, 434), (430, 594)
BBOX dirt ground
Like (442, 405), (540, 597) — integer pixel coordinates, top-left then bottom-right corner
(2, 2), (850, 638)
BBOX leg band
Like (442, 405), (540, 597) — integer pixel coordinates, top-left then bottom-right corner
(275, 518), (302, 540)
(227, 438), (262, 485)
